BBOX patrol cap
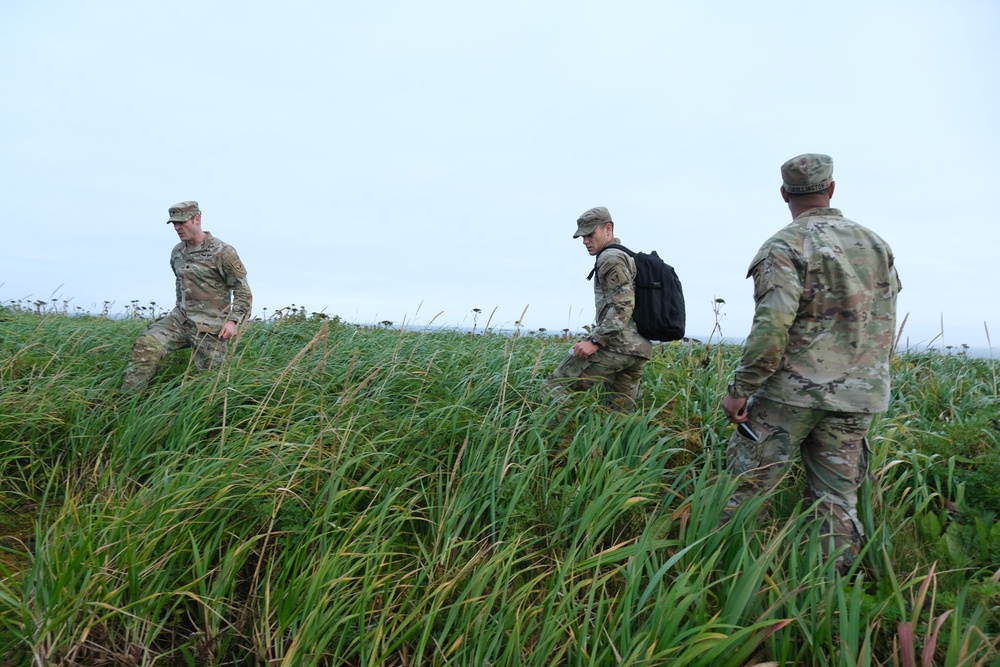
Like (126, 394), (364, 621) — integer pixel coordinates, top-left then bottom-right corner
(781, 154), (833, 194)
(573, 206), (613, 238)
(167, 201), (201, 224)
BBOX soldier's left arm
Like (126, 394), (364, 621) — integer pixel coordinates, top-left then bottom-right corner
(591, 253), (636, 347)
(219, 246), (253, 325)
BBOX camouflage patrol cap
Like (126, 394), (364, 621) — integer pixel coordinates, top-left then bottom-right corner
(573, 206), (613, 238)
(166, 201), (201, 224)
(781, 154), (834, 194)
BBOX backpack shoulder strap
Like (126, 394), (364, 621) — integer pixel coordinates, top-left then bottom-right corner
(587, 243), (634, 281)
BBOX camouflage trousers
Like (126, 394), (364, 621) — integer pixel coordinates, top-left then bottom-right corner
(542, 347), (648, 412)
(725, 396), (872, 572)
(120, 309), (229, 394)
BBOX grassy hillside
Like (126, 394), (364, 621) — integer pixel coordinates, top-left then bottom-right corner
(1, 305), (998, 666)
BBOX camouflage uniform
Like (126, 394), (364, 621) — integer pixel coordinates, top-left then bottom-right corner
(725, 155), (901, 570)
(121, 202), (252, 394)
(544, 207), (652, 411)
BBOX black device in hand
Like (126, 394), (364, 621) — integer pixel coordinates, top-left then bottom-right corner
(737, 421), (759, 442)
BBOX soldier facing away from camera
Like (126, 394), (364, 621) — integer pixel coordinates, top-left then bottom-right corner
(542, 206), (652, 412)
(721, 154), (901, 573)
(120, 201), (252, 394)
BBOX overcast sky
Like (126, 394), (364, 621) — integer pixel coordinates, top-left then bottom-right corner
(2, 1), (997, 353)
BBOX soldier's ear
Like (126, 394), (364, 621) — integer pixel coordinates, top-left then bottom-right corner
(780, 186), (790, 203)
(827, 181), (835, 200)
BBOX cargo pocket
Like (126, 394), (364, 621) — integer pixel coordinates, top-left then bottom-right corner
(725, 421), (769, 476)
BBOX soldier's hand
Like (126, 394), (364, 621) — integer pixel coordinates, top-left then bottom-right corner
(572, 340), (600, 359)
(722, 395), (748, 423)
(220, 321), (238, 340)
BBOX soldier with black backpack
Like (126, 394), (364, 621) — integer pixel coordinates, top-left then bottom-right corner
(542, 206), (683, 413)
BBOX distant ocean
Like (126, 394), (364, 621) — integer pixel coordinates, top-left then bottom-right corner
(893, 343), (996, 360)
(678, 337), (996, 360)
(403, 325), (997, 360)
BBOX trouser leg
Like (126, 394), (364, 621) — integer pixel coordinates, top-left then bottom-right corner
(605, 357), (648, 412)
(542, 347), (647, 412)
(800, 412), (872, 572)
(724, 396), (874, 572)
(120, 312), (189, 394)
(724, 397), (808, 513)
(121, 335), (167, 394)
(541, 352), (603, 406)
(188, 323), (229, 373)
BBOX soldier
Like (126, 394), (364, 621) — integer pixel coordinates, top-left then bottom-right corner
(120, 201), (252, 394)
(721, 154), (901, 573)
(543, 206), (652, 412)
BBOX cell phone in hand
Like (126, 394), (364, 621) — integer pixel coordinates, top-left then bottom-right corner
(737, 421), (759, 442)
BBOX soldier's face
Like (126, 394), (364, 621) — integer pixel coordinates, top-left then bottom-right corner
(172, 216), (201, 243)
(581, 223), (613, 256)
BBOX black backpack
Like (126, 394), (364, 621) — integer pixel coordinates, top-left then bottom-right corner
(588, 243), (686, 342)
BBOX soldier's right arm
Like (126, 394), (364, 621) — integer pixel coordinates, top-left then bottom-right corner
(731, 242), (801, 397)
(171, 250), (182, 308)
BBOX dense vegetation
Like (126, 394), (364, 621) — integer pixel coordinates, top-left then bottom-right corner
(1, 303), (998, 666)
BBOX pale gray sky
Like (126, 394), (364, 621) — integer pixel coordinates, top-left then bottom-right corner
(2, 1), (997, 352)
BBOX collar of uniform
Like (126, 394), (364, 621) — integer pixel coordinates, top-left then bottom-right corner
(793, 207), (842, 221)
(599, 237), (624, 254)
(180, 231), (215, 254)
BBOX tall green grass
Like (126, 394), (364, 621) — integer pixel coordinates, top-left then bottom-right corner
(1, 306), (998, 665)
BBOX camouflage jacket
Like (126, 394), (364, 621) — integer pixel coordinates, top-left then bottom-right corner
(731, 208), (901, 412)
(170, 232), (252, 333)
(591, 238), (653, 359)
